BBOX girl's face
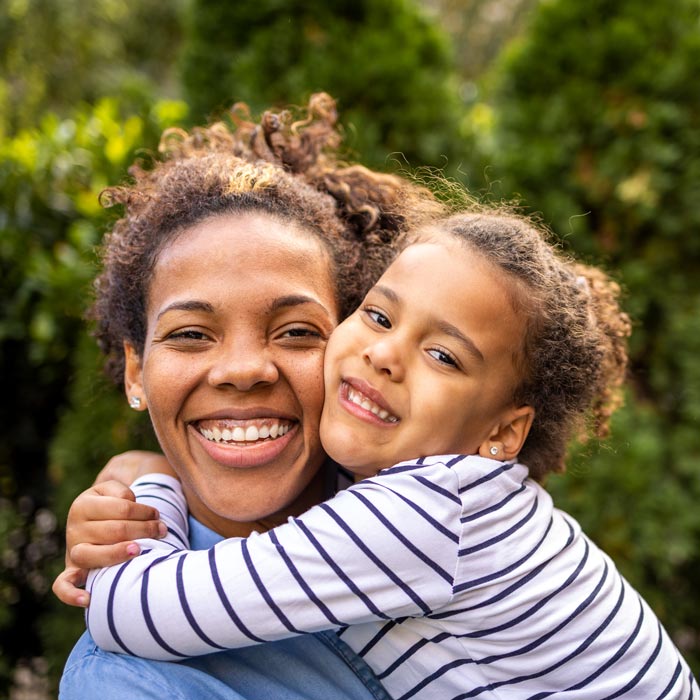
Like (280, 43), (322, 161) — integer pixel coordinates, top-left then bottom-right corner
(125, 212), (339, 537)
(320, 241), (533, 476)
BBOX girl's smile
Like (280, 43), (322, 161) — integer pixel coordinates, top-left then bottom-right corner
(320, 240), (533, 477)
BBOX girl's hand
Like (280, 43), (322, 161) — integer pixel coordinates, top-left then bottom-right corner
(52, 452), (174, 607)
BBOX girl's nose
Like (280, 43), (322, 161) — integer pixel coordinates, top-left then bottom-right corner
(363, 338), (405, 381)
(207, 339), (279, 391)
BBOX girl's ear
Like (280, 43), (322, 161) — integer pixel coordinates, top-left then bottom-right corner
(124, 342), (147, 411)
(478, 405), (534, 461)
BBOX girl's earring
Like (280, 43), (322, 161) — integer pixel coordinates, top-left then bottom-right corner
(489, 445), (499, 456)
(129, 396), (142, 410)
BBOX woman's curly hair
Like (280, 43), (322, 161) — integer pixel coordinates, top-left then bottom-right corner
(419, 210), (632, 481)
(92, 93), (444, 384)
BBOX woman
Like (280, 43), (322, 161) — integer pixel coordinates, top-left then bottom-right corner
(56, 94), (444, 700)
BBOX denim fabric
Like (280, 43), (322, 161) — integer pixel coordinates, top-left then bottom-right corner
(59, 631), (392, 700)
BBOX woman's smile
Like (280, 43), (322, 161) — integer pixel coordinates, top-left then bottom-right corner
(124, 212), (340, 535)
(190, 415), (299, 469)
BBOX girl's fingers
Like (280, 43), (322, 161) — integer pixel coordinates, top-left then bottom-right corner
(72, 517), (167, 550)
(69, 541), (144, 570)
(52, 567), (90, 608)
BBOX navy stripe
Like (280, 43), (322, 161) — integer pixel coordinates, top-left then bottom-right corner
(163, 526), (189, 548)
(459, 495), (539, 556)
(295, 518), (391, 619)
(141, 551), (187, 657)
(411, 475), (461, 504)
(175, 555), (226, 650)
(351, 490), (454, 583)
(601, 614), (662, 700)
(460, 539), (591, 638)
(404, 559), (615, 699)
(378, 632), (450, 679)
(357, 620), (398, 657)
(268, 529), (345, 627)
(378, 460), (434, 476)
(208, 547), (267, 643)
(454, 515), (554, 592)
(458, 461), (516, 494)
(320, 503), (432, 615)
(240, 538), (305, 634)
(374, 483), (458, 543)
(135, 480), (180, 494)
(522, 581), (631, 698)
(461, 482), (526, 523)
(103, 560), (137, 655)
(436, 517), (565, 614)
(656, 662), (683, 699)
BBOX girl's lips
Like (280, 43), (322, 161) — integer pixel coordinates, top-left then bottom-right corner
(339, 379), (399, 425)
(189, 421), (299, 469)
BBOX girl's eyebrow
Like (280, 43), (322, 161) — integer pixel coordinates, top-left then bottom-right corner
(373, 284), (484, 363)
(372, 285), (400, 305)
(437, 321), (484, 363)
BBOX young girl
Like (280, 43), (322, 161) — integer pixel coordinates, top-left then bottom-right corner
(83, 211), (698, 698)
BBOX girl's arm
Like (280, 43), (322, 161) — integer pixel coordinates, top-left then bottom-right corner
(86, 461), (462, 660)
(52, 451), (173, 607)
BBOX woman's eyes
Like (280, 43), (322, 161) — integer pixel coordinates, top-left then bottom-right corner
(167, 329), (209, 342)
(279, 327), (323, 339)
(365, 308), (392, 329)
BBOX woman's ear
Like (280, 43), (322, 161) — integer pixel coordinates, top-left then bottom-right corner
(124, 342), (147, 411)
(478, 406), (534, 461)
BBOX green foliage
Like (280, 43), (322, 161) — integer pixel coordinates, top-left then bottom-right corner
(180, 0), (464, 169)
(462, 0), (700, 672)
(0, 0), (185, 137)
(0, 95), (186, 695)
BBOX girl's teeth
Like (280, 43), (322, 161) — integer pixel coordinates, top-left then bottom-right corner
(245, 426), (259, 441)
(233, 426), (245, 441)
(347, 387), (397, 423)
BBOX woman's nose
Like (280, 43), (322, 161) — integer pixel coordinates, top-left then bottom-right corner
(207, 339), (279, 391)
(363, 338), (405, 381)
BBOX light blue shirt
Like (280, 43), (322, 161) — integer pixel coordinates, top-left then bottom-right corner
(59, 515), (390, 700)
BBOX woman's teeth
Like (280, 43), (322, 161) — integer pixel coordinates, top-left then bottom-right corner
(346, 387), (398, 423)
(199, 423), (291, 444)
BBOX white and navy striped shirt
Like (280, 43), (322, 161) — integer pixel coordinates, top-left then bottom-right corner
(86, 455), (698, 699)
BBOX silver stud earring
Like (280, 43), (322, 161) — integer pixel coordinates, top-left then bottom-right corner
(129, 396), (142, 409)
(489, 445), (499, 456)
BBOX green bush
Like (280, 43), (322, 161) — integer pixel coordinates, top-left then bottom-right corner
(0, 96), (186, 695)
(180, 0), (464, 169)
(462, 0), (700, 673)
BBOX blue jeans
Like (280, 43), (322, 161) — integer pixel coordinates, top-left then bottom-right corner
(59, 630), (392, 700)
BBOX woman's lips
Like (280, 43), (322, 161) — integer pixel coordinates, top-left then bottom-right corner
(190, 418), (299, 468)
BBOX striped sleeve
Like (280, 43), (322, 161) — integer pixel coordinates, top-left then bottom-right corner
(85, 464), (461, 660)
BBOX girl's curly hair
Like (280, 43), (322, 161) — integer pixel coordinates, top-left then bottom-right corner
(92, 93), (444, 384)
(419, 210), (631, 481)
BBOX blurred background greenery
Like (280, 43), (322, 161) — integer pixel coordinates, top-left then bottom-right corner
(1, 0), (698, 695)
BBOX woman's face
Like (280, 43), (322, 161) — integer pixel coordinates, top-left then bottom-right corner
(124, 212), (339, 537)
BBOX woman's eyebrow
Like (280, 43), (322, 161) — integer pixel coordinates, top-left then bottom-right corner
(157, 300), (214, 319)
(268, 295), (330, 313)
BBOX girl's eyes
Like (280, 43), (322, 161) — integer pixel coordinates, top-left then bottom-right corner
(365, 308), (392, 329)
(427, 347), (459, 368)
